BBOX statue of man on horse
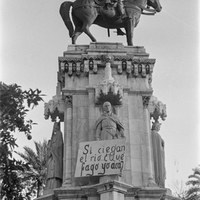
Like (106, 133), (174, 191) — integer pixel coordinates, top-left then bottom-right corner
(60, 0), (162, 46)
(104, 0), (125, 17)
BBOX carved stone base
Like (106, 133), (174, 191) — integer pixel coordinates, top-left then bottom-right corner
(36, 184), (178, 200)
(36, 193), (54, 200)
(137, 187), (166, 200)
(93, 177), (134, 200)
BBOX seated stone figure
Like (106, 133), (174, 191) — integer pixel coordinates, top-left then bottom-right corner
(104, 0), (126, 35)
(95, 101), (125, 140)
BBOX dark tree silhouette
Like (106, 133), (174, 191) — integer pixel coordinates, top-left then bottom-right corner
(0, 82), (44, 199)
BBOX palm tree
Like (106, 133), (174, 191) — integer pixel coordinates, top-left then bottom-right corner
(186, 165), (200, 200)
(17, 140), (49, 198)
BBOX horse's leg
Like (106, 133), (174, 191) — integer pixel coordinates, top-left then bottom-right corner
(83, 23), (97, 42)
(81, 9), (98, 42)
(125, 18), (134, 46)
(71, 14), (83, 44)
(72, 27), (83, 44)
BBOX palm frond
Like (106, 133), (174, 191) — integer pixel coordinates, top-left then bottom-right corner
(186, 186), (200, 196)
(186, 166), (200, 200)
(16, 140), (49, 197)
(187, 180), (200, 186)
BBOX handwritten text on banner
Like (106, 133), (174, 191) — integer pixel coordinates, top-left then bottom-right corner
(75, 139), (126, 177)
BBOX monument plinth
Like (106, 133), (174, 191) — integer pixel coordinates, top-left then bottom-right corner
(42, 42), (170, 200)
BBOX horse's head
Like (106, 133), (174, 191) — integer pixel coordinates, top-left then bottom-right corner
(147, 0), (162, 12)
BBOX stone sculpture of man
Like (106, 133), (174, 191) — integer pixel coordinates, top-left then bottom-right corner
(46, 122), (64, 190)
(151, 121), (166, 188)
(104, 0), (126, 35)
(95, 101), (125, 140)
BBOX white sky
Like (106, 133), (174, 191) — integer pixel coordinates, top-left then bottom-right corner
(0, 0), (199, 193)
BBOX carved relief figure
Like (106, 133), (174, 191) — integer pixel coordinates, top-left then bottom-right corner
(46, 122), (64, 189)
(151, 121), (166, 188)
(95, 101), (125, 140)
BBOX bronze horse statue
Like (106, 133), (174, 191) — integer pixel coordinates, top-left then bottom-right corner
(60, 0), (162, 46)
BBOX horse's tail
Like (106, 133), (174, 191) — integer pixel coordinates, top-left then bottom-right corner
(60, 1), (74, 38)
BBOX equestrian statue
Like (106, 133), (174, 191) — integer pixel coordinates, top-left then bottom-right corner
(60, 0), (162, 46)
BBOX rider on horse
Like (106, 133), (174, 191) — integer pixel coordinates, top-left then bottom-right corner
(104, 0), (126, 35)
(104, 0), (125, 16)
(60, 0), (162, 45)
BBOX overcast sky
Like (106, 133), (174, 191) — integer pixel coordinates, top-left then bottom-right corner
(0, 0), (199, 193)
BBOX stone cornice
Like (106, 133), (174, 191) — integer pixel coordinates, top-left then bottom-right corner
(52, 185), (167, 199)
(137, 187), (167, 199)
(58, 56), (155, 64)
(58, 58), (155, 78)
(62, 89), (88, 95)
(61, 88), (153, 96)
(88, 180), (134, 194)
(58, 43), (155, 80)
(126, 89), (153, 95)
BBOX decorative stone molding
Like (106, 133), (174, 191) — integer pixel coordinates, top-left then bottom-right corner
(44, 95), (71, 122)
(142, 96), (151, 108)
(92, 180), (133, 195)
(137, 187), (167, 199)
(148, 96), (167, 122)
(58, 56), (155, 78)
(54, 187), (97, 200)
(64, 95), (73, 108)
(95, 59), (123, 105)
(59, 57), (82, 62)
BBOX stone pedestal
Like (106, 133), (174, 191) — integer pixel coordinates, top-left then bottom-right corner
(42, 43), (175, 200)
(94, 180), (133, 200)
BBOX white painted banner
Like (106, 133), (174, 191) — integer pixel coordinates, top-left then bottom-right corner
(75, 139), (126, 177)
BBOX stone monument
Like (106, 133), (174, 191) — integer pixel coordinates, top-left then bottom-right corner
(37, 0), (178, 198)
(38, 42), (177, 200)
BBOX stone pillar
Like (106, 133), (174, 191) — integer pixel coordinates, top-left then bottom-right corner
(88, 88), (96, 141)
(128, 94), (143, 186)
(121, 89), (132, 185)
(63, 96), (73, 186)
(141, 96), (155, 185)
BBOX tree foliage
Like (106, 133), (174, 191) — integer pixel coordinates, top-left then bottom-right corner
(186, 165), (200, 200)
(172, 180), (187, 200)
(0, 82), (44, 199)
(17, 140), (49, 198)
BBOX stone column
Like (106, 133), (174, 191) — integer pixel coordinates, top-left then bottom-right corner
(88, 87), (96, 141)
(141, 96), (154, 186)
(121, 89), (132, 185)
(128, 94), (143, 186)
(62, 96), (73, 186)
